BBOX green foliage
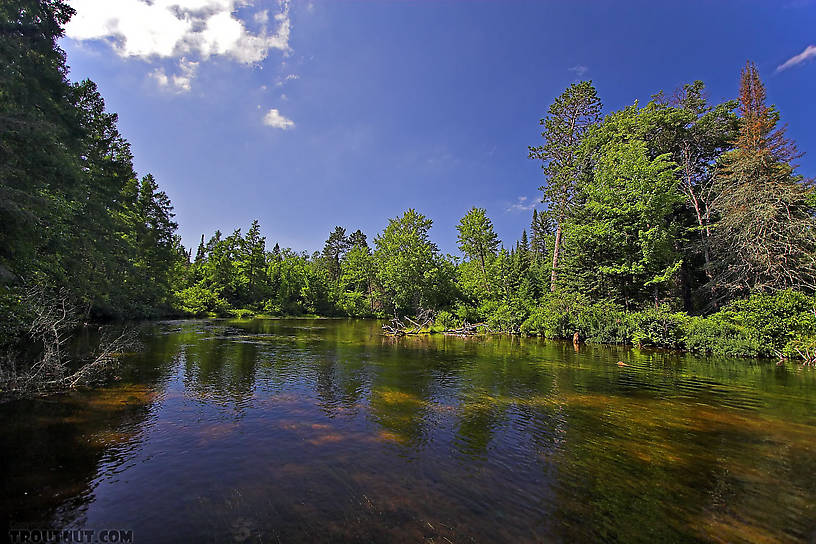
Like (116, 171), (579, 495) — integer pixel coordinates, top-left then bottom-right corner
(373, 209), (453, 315)
(713, 290), (816, 355)
(520, 292), (588, 339)
(3, 10), (815, 369)
(682, 315), (761, 357)
(229, 308), (256, 319)
(484, 299), (527, 333)
(567, 120), (683, 305)
(1, 0), (185, 349)
(572, 300), (633, 345)
(175, 283), (228, 316)
(630, 306), (685, 348)
(434, 310), (457, 329)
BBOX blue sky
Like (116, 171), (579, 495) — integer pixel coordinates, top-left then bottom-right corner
(61, 0), (816, 255)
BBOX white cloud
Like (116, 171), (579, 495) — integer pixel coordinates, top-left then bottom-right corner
(568, 64), (588, 77)
(263, 108), (295, 129)
(275, 73), (300, 86)
(254, 10), (269, 24)
(506, 196), (538, 213)
(777, 45), (816, 72)
(66, 0), (292, 90)
(150, 58), (199, 93)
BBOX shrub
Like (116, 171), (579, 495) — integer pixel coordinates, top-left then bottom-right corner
(574, 301), (633, 344)
(454, 301), (482, 323)
(486, 301), (528, 333)
(714, 290), (816, 355)
(175, 283), (229, 316)
(630, 306), (685, 348)
(338, 291), (371, 317)
(434, 310), (458, 329)
(521, 292), (588, 338)
(682, 315), (762, 357)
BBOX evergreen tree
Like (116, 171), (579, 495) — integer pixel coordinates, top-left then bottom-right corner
(348, 229), (369, 251)
(322, 226), (350, 281)
(711, 62), (816, 296)
(529, 81), (602, 292)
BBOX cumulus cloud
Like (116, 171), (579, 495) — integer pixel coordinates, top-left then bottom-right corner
(150, 58), (199, 92)
(263, 108), (295, 129)
(506, 196), (538, 213)
(777, 45), (816, 72)
(65, 0), (292, 90)
(568, 64), (588, 77)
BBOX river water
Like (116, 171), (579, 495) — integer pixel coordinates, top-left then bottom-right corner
(2, 318), (815, 543)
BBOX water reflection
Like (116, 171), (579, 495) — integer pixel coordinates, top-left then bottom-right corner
(1, 318), (815, 543)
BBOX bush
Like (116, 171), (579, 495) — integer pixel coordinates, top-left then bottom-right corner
(574, 301), (633, 344)
(453, 301), (482, 323)
(175, 283), (229, 316)
(714, 290), (816, 355)
(521, 292), (588, 339)
(465, 289), (816, 360)
(338, 291), (371, 317)
(434, 310), (458, 329)
(229, 308), (256, 319)
(630, 306), (685, 348)
(682, 315), (761, 357)
(486, 300), (528, 333)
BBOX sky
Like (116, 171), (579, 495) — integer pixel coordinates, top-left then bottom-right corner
(60, 0), (816, 255)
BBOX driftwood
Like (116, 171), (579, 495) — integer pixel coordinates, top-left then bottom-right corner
(442, 321), (486, 336)
(788, 348), (816, 366)
(382, 309), (434, 336)
(1, 287), (140, 395)
(382, 309), (487, 337)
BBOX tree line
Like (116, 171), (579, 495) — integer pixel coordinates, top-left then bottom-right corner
(3, 0), (816, 378)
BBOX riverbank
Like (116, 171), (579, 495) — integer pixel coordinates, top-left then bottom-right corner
(205, 290), (816, 363)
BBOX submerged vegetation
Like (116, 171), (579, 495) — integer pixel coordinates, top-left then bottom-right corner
(2, 0), (816, 394)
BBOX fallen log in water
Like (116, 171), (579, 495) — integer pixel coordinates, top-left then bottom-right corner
(382, 312), (487, 337)
(442, 322), (486, 336)
(382, 309), (434, 336)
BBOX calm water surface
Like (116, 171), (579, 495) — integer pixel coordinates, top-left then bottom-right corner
(2, 319), (815, 543)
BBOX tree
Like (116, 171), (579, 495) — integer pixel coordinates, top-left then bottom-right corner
(322, 226), (350, 281)
(456, 207), (500, 293)
(339, 245), (375, 315)
(348, 229), (369, 251)
(238, 220), (266, 304)
(0, 0), (77, 287)
(711, 62), (816, 296)
(654, 82), (739, 304)
(567, 139), (682, 307)
(374, 209), (450, 315)
(529, 81), (602, 292)
(530, 209), (551, 261)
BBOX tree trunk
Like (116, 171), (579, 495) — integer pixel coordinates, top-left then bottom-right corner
(550, 221), (562, 293)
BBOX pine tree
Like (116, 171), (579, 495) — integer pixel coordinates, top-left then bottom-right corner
(711, 61), (816, 296)
(195, 235), (206, 263)
(529, 81), (602, 292)
(323, 227), (350, 281)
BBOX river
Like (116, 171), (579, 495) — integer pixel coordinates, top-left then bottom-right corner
(2, 318), (815, 543)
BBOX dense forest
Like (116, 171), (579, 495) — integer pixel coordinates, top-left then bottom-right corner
(3, 1), (816, 393)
